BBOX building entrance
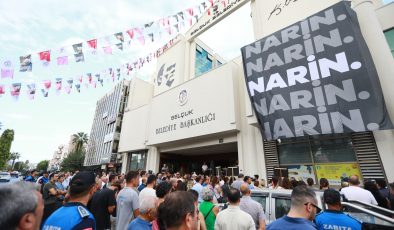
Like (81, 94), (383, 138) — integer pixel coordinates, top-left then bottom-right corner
(159, 142), (238, 176)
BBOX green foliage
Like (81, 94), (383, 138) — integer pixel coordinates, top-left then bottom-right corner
(71, 132), (89, 152)
(60, 150), (85, 172)
(36, 160), (49, 172)
(14, 160), (30, 173)
(0, 129), (15, 169)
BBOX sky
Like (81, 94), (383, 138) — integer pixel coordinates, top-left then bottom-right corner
(0, 0), (255, 164)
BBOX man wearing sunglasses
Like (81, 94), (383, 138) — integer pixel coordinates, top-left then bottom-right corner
(315, 189), (361, 230)
(267, 185), (319, 230)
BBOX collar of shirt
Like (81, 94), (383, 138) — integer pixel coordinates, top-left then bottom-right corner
(64, 202), (87, 208)
(227, 204), (241, 210)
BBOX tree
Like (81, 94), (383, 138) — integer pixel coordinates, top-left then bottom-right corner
(36, 160), (49, 172)
(71, 132), (89, 152)
(14, 160), (30, 173)
(60, 149), (85, 172)
(9, 152), (21, 170)
(0, 129), (14, 169)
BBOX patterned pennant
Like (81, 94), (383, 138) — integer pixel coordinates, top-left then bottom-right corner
(65, 79), (73, 94)
(103, 46), (112, 54)
(27, 83), (36, 100)
(74, 53), (84, 62)
(1, 60), (14, 79)
(115, 43), (123, 51)
(178, 11), (185, 21)
(72, 43), (83, 54)
(10, 83), (21, 96)
(87, 73), (92, 84)
(87, 39), (97, 49)
(144, 22), (154, 28)
(75, 84), (81, 93)
(43, 80), (52, 89)
(126, 29), (134, 39)
(19, 55), (32, 72)
(38, 50), (51, 62)
(147, 33), (154, 42)
(55, 78), (62, 90)
(114, 32), (124, 42)
(0, 85), (5, 95)
(41, 89), (48, 97)
(57, 56), (68, 65)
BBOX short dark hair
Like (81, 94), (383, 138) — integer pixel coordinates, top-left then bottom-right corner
(323, 189), (341, 205)
(156, 181), (172, 198)
(196, 176), (202, 183)
(69, 171), (96, 198)
(290, 185), (316, 207)
(125, 171), (139, 183)
(147, 175), (157, 185)
(227, 188), (241, 203)
(244, 176), (251, 182)
(376, 179), (387, 189)
(49, 173), (56, 180)
(188, 189), (199, 202)
(319, 178), (329, 188)
(272, 176), (279, 184)
(238, 173), (244, 178)
(140, 170), (147, 177)
(389, 182), (394, 190)
(30, 169), (36, 174)
(158, 191), (196, 229)
(307, 178), (314, 186)
(109, 174), (116, 182)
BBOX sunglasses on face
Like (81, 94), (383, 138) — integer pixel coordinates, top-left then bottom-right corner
(304, 202), (322, 213)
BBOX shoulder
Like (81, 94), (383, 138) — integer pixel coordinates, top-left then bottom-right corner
(71, 217), (95, 230)
(343, 213), (362, 225)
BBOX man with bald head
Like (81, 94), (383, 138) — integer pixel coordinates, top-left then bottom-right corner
(341, 175), (378, 205)
(240, 183), (266, 230)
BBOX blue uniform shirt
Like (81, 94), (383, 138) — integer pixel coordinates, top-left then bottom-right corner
(24, 175), (36, 182)
(127, 217), (152, 230)
(43, 202), (96, 230)
(267, 215), (317, 230)
(315, 210), (361, 230)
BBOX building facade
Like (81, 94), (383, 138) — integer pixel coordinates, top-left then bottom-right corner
(84, 80), (130, 172)
(117, 0), (394, 185)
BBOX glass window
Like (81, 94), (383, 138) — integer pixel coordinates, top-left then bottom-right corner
(275, 198), (291, 219)
(312, 138), (356, 163)
(195, 45), (213, 77)
(384, 28), (394, 58)
(251, 196), (267, 212)
(278, 142), (312, 164)
(128, 151), (147, 171)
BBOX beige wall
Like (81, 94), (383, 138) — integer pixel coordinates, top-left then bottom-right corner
(376, 2), (394, 30)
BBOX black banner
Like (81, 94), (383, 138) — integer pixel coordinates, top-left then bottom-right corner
(241, 2), (392, 140)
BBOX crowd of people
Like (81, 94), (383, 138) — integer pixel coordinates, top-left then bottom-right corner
(0, 169), (393, 230)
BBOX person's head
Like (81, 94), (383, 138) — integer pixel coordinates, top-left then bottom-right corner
(289, 185), (320, 221)
(244, 176), (252, 184)
(140, 170), (147, 177)
(196, 176), (203, 184)
(223, 176), (229, 183)
(254, 174), (259, 180)
(57, 174), (65, 183)
(101, 176), (108, 183)
(323, 189), (341, 210)
(364, 180), (378, 192)
(348, 175), (360, 186)
(204, 176), (210, 184)
(139, 196), (158, 222)
(253, 180), (260, 188)
(69, 171), (97, 202)
(111, 180), (122, 193)
(188, 189), (199, 203)
(272, 176), (279, 186)
(306, 178), (314, 187)
(389, 183), (394, 195)
(30, 170), (37, 177)
(108, 174), (117, 183)
(49, 173), (58, 183)
(175, 172), (180, 178)
(376, 179), (387, 190)
(341, 181), (349, 188)
(238, 173), (244, 179)
(158, 191), (198, 230)
(156, 181), (172, 199)
(170, 178), (178, 189)
(201, 187), (214, 202)
(95, 178), (102, 190)
(240, 183), (251, 196)
(158, 173), (163, 179)
(147, 175), (157, 187)
(281, 177), (292, 189)
(43, 171), (49, 178)
(261, 179), (266, 187)
(0, 182), (44, 230)
(319, 178), (329, 189)
(176, 180), (187, 191)
(227, 188), (241, 205)
(125, 171), (140, 187)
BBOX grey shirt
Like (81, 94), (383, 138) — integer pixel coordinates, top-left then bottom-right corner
(116, 187), (139, 230)
(240, 196), (265, 229)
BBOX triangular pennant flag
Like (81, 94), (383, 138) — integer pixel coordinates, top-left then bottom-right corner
(115, 43), (123, 51)
(103, 46), (112, 54)
(172, 14), (179, 22)
(55, 78), (62, 91)
(209, 0), (214, 6)
(78, 75), (83, 83)
(67, 79), (73, 87)
(41, 89), (48, 97)
(74, 53), (84, 62)
(0, 85), (5, 95)
(137, 37), (145, 45)
(178, 12), (185, 21)
(1, 60), (14, 79)
(126, 29), (134, 39)
(186, 8), (194, 16)
(43, 80), (52, 89)
(87, 73), (92, 83)
(72, 43), (83, 54)
(57, 56), (68, 65)
(114, 32), (124, 42)
(87, 39), (97, 49)
(19, 55), (32, 72)
(116, 68), (121, 80)
(221, 0), (227, 7)
(159, 18), (170, 28)
(10, 83), (21, 97)
(38, 50), (51, 62)
(165, 27), (172, 35)
(173, 24), (179, 33)
(27, 83), (36, 100)
(75, 84), (81, 93)
(145, 21), (154, 28)
(147, 33), (154, 42)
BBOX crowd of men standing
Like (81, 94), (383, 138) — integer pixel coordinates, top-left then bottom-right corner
(0, 169), (394, 230)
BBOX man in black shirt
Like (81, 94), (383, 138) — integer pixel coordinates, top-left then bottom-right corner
(89, 180), (121, 230)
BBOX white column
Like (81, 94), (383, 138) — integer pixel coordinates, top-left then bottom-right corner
(146, 147), (160, 173)
(121, 153), (128, 174)
(374, 130), (394, 182)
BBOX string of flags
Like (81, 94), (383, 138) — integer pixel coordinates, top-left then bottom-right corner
(0, 0), (217, 79)
(0, 36), (181, 100)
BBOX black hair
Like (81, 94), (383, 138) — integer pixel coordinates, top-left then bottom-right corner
(272, 176), (279, 185)
(196, 176), (202, 183)
(125, 171), (139, 183)
(109, 174), (116, 182)
(157, 191), (196, 229)
(147, 175), (157, 185)
(319, 178), (329, 189)
(307, 178), (314, 186)
(227, 188), (241, 203)
(323, 189), (341, 205)
(156, 181), (172, 198)
(376, 179), (387, 189)
(187, 189), (199, 202)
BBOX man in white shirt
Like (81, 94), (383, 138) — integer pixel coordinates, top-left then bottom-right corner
(139, 175), (157, 205)
(215, 188), (255, 230)
(341, 175), (378, 205)
(192, 176), (204, 203)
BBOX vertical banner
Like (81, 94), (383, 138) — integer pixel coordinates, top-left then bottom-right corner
(241, 2), (393, 140)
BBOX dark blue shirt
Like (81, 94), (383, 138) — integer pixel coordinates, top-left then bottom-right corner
(137, 183), (146, 192)
(267, 215), (317, 230)
(315, 210), (361, 230)
(24, 175), (36, 182)
(43, 202), (96, 230)
(127, 217), (152, 230)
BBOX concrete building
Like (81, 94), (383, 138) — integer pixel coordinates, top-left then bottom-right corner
(116, 0), (394, 184)
(48, 144), (68, 171)
(84, 80), (130, 172)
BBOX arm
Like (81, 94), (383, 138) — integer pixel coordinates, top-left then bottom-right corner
(199, 212), (207, 230)
(258, 204), (266, 230)
(213, 206), (219, 216)
(48, 187), (57, 196)
(259, 219), (266, 230)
